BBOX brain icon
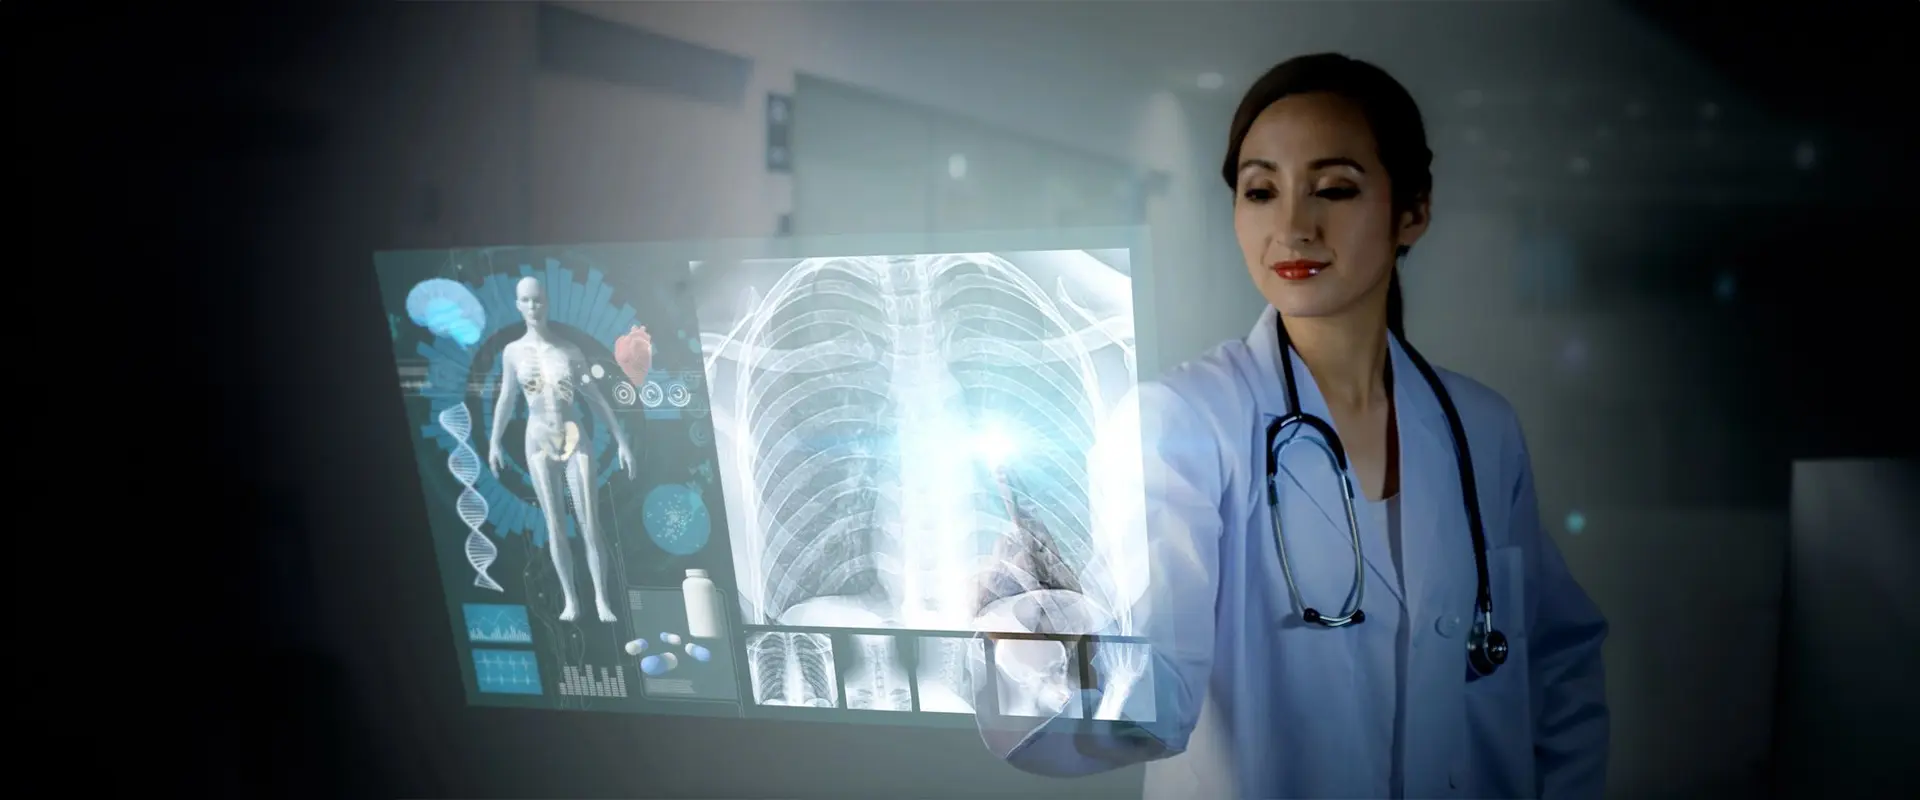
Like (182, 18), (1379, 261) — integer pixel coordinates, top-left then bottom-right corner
(406, 278), (488, 347)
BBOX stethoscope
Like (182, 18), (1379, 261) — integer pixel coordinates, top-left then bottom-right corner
(1263, 319), (1510, 677)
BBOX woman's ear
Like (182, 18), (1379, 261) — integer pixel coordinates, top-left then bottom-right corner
(1396, 193), (1432, 251)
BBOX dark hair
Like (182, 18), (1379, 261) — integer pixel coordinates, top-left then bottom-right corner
(1221, 53), (1432, 338)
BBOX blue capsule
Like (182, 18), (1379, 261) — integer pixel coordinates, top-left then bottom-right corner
(659, 631), (683, 646)
(640, 655), (670, 676)
(685, 643), (711, 662)
(624, 638), (648, 656)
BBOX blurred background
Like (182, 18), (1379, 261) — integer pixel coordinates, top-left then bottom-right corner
(20, 0), (1916, 797)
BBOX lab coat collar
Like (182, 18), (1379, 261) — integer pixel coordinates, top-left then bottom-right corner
(1244, 305), (1458, 611)
(1241, 306), (1450, 442)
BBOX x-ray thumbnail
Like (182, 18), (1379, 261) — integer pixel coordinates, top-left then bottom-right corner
(375, 245), (733, 712)
(993, 637), (1086, 720)
(1089, 640), (1157, 723)
(843, 634), (911, 712)
(693, 248), (1147, 639)
(913, 635), (985, 714)
(747, 631), (839, 708)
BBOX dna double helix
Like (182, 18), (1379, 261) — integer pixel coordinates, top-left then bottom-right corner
(439, 403), (503, 592)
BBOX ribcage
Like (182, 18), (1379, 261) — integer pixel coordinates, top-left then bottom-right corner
(929, 254), (1102, 593)
(738, 259), (898, 624)
(730, 252), (1118, 629)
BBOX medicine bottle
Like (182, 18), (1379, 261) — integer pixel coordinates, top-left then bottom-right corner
(682, 568), (723, 639)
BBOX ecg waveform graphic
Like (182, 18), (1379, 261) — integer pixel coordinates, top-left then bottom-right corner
(473, 649), (542, 695)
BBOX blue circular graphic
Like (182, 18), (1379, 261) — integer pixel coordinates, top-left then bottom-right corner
(643, 483), (711, 555)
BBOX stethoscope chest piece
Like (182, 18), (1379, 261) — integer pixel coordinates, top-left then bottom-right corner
(1302, 607), (1365, 626)
(1466, 615), (1509, 677)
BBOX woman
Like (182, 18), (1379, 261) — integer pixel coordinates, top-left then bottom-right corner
(974, 54), (1609, 799)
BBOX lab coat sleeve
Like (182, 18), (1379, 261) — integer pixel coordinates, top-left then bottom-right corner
(1508, 416), (1610, 800)
(975, 381), (1226, 777)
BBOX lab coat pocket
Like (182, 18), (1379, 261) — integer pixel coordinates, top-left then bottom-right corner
(1456, 546), (1536, 797)
(1488, 545), (1528, 642)
(1466, 545), (1530, 691)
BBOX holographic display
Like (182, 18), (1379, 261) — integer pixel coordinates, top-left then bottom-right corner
(694, 249), (1143, 637)
(376, 233), (1159, 729)
(377, 245), (733, 714)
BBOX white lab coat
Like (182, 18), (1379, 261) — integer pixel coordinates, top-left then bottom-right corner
(976, 306), (1609, 799)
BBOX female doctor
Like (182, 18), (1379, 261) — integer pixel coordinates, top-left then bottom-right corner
(973, 53), (1609, 799)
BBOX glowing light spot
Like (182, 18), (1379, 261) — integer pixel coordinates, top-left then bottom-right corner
(1565, 510), (1587, 535)
(973, 422), (1018, 469)
(948, 153), (968, 180)
(1196, 72), (1224, 91)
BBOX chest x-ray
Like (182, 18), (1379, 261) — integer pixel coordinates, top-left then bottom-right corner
(694, 249), (1150, 659)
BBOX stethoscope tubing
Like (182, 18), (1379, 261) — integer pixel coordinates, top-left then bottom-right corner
(1266, 421), (1367, 627)
(1263, 320), (1499, 647)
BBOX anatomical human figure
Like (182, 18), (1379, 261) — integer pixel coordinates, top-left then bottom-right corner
(490, 276), (637, 623)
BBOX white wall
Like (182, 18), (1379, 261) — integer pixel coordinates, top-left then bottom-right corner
(509, 2), (1229, 379)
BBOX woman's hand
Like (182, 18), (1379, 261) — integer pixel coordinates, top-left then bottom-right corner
(488, 444), (506, 477)
(617, 442), (635, 479)
(976, 590), (1113, 714)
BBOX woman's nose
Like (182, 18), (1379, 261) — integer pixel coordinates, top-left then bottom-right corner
(1277, 195), (1318, 245)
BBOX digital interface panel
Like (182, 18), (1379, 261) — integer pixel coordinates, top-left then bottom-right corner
(375, 235), (1156, 729)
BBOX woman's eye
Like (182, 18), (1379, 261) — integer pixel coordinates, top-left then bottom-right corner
(1316, 187), (1359, 200)
(1242, 188), (1275, 202)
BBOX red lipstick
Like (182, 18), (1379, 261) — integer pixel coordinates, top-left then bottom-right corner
(1271, 259), (1329, 281)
